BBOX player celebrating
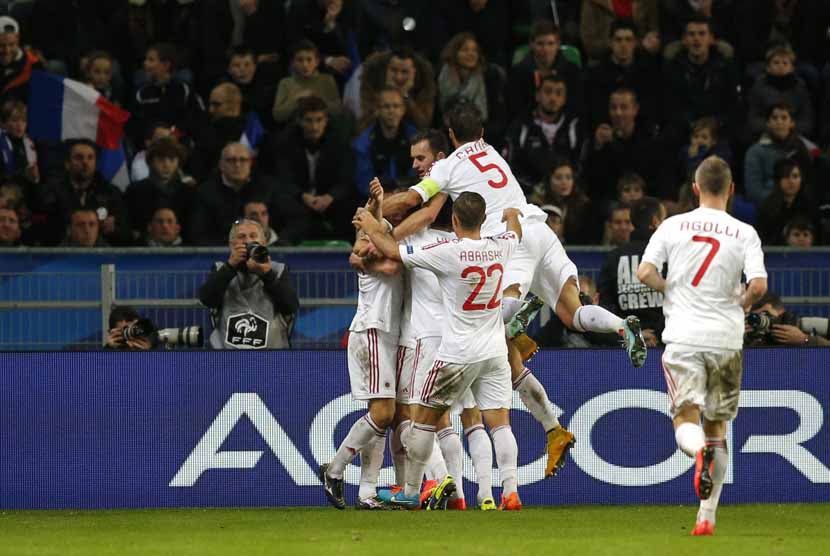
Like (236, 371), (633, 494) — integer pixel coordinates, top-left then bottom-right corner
(380, 102), (647, 478)
(355, 192), (524, 510)
(320, 194), (402, 510)
(637, 156), (768, 536)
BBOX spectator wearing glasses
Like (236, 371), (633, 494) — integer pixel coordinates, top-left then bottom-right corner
(189, 142), (302, 245)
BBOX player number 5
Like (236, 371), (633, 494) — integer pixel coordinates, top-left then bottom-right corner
(469, 152), (508, 189)
(691, 235), (720, 287)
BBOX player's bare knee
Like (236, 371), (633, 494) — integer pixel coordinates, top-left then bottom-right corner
(555, 279), (581, 329)
(393, 404), (410, 427)
(481, 408), (510, 430)
(702, 418), (727, 438)
(368, 399), (396, 428)
(460, 407), (482, 429)
(437, 412), (452, 430)
(673, 405), (701, 429)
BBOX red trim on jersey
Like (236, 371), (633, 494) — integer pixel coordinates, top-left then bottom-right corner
(369, 329), (378, 393)
(421, 238), (453, 250)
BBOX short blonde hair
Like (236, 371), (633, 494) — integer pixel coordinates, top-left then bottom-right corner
(228, 218), (264, 242)
(766, 44), (796, 65)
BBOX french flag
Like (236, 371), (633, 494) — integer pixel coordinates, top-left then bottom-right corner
(27, 71), (131, 189)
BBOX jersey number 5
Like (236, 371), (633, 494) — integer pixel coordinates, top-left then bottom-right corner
(462, 264), (504, 310)
(691, 235), (720, 287)
(469, 152), (508, 189)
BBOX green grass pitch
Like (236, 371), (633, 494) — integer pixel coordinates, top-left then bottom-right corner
(1, 504), (828, 556)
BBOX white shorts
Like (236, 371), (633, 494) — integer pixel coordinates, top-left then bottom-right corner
(503, 220), (578, 307)
(410, 336), (441, 405)
(396, 345), (416, 403)
(419, 355), (511, 411)
(661, 345), (744, 421)
(347, 328), (397, 400)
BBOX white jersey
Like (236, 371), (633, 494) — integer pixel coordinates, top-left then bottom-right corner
(408, 227), (454, 340)
(398, 264), (415, 348)
(641, 207), (767, 350)
(349, 270), (403, 335)
(400, 231), (519, 364)
(411, 139), (547, 236)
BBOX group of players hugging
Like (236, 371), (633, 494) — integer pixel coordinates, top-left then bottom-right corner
(319, 104), (767, 538)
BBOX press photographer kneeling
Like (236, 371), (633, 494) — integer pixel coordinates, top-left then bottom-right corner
(105, 306), (203, 350)
(745, 292), (830, 347)
(199, 219), (299, 349)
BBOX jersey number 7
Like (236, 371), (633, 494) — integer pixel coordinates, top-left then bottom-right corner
(462, 264), (504, 310)
(691, 235), (720, 287)
(469, 152), (508, 189)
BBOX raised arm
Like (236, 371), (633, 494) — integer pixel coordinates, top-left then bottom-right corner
(501, 208), (523, 241)
(393, 192), (448, 241)
(382, 189), (423, 221)
(353, 210), (402, 262)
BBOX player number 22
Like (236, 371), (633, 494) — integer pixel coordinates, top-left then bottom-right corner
(691, 235), (720, 287)
(462, 264), (504, 310)
(469, 152), (508, 189)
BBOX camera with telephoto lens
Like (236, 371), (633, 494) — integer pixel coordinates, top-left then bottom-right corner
(122, 318), (156, 341)
(745, 310), (799, 343)
(157, 326), (204, 348)
(245, 242), (269, 263)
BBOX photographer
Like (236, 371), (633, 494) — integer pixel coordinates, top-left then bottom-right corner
(105, 306), (154, 350)
(746, 292), (830, 347)
(198, 219), (299, 349)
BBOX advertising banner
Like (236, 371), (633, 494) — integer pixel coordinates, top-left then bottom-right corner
(1, 349), (828, 509)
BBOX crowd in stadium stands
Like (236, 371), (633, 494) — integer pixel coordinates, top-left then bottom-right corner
(0, 0), (829, 250)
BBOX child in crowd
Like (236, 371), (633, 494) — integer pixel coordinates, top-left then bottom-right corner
(678, 117), (732, 183)
(0, 100), (39, 185)
(82, 50), (123, 105)
(272, 40), (340, 125)
(784, 215), (816, 248)
(748, 44), (814, 140)
(616, 173), (645, 205)
(130, 121), (174, 184)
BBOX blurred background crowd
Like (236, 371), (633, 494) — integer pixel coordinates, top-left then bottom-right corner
(0, 0), (829, 251)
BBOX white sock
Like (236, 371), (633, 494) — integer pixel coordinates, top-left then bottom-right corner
(675, 422), (706, 458)
(358, 432), (386, 500)
(491, 425), (518, 497)
(391, 420), (410, 486)
(502, 296), (524, 323)
(404, 423), (435, 498)
(514, 369), (560, 431)
(698, 438), (728, 525)
(328, 414), (385, 479)
(425, 435), (448, 481)
(465, 424), (493, 502)
(572, 305), (624, 333)
(438, 427), (465, 500)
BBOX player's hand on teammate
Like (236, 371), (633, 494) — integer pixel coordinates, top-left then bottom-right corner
(502, 208), (523, 221)
(369, 177), (384, 203)
(352, 208), (381, 234)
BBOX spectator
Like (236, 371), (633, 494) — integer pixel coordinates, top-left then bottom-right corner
(191, 82), (265, 180)
(130, 43), (204, 146)
(0, 206), (20, 246)
(583, 88), (666, 205)
(747, 44), (815, 140)
(598, 196), (666, 347)
(189, 142), (300, 245)
(529, 158), (597, 244)
(145, 207), (183, 247)
(104, 305), (153, 351)
(60, 207), (108, 247)
(744, 103), (814, 204)
(0, 99), (39, 185)
(130, 121), (174, 184)
(221, 46), (279, 128)
(41, 139), (130, 246)
(358, 47), (435, 130)
(678, 117), (733, 184)
(353, 87), (417, 199)
(660, 0), (734, 46)
(441, 0), (512, 68)
(243, 200), (279, 245)
(198, 218), (299, 349)
(234, 0), (286, 65)
(662, 15), (739, 146)
(0, 16), (43, 103)
(437, 32), (508, 148)
(81, 50), (123, 106)
(784, 215), (816, 248)
(285, 0), (356, 78)
(584, 18), (661, 131)
(539, 203), (565, 242)
(756, 159), (817, 245)
(536, 275), (621, 347)
(275, 96), (355, 242)
(746, 292), (830, 347)
(616, 172), (645, 205)
(125, 137), (195, 243)
(602, 202), (633, 246)
(505, 75), (583, 192)
(272, 39), (341, 125)
(580, 1), (660, 61)
(508, 19), (583, 117)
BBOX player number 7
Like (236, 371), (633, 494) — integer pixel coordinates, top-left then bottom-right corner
(469, 152), (508, 189)
(691, 235), (720, 287)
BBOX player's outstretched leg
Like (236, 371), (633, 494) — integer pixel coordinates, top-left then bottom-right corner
(505, 295), (544, 360)
(693, 436), (728, 535)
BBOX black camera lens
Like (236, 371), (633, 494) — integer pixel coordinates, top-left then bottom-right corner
(122, 318), (155, 341)
(245, 242), (269, 264)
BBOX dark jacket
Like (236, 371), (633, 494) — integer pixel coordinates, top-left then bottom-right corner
(124, 176), (196, 242)
(39, 173), (131, 246)
(0, 49), (44, 103)
(441, 0), (512, 68)
(747, 73), (815, 139)
(275, 125), (355, 203)
(584, 53), (661, 131)
(598, 228), (665, 337)
(189, 114), (261, 181)
(507, 53), (583, 118)
(188, 172), (298, 245)
(130, 79), (204, 144)
(756, 190), (819, 245)
(352, 121), (417, 198)
(505, 109), (583, 192)
(662, 48), (740, 140)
